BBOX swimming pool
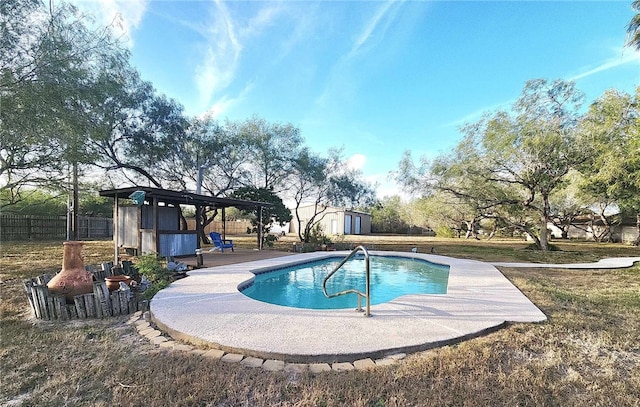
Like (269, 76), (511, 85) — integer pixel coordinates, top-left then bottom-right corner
(151, 251), (548, 362)
(240, 256), (450, 309)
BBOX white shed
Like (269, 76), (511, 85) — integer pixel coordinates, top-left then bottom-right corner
(290, 205), (371, 236)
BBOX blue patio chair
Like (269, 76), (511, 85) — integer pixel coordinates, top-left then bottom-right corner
(209, 232), (234, 253)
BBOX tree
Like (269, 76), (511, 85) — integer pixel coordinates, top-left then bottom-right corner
(228, 116), (304, 192)
(473, 80), (584, 249)
(289, 148), (375, 242)
(90, 71), (188, 188)
(369, 196), (409, 233)
(0, 0), (142, 238)
(166, 117), (243, 242)
(427, 192), (484, 239)
(0, 186), (111, 216)
(398, 79), (585, 250)
(1, 0), (190, 208)
(577, 87), (640, 245)
(547, 174), (590, 239)
(0, 189), (66, 215)
(231, 186), (292, 247)
(627, 0), (640, 50)
(1, 1), (126, 211)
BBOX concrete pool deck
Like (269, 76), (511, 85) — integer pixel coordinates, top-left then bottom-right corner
(150, 251), (557, 363)
(492, 257), (640, 269)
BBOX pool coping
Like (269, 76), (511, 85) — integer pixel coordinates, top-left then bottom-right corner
(150, 251), (548, 363)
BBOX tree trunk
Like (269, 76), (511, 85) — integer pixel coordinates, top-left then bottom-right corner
(195, 204), (203, 249)
(294, 208), (305, 243)
(590, 210), (612, 243)
(598, 207), (612, 242)
(539, 195), (550, 251)
(464, 220), (479, 240)
(72, 162), (79, 240)
(487, 221), (498, 240)
(302, 223), (312, 243)
(526, 231), (542, 249)
(197, 207), (210, 246)
(200, 207), (218, 245)
(634, 213), (640, 246)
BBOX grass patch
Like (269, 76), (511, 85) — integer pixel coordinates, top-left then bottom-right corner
(1, 237), (639, 406)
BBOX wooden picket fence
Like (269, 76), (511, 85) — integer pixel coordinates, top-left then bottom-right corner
(23, 262), (148, 321)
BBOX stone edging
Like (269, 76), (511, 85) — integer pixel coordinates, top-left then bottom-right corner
(128, 311), (406, 373)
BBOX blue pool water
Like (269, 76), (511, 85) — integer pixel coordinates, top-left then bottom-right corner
(240, 256), (449, 309)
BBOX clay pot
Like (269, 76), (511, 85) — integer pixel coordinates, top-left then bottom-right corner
(105, 275), (133, 292)
(47, 241), (94, 303)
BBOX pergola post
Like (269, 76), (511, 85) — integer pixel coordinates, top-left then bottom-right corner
(113, 193), (119, 264)
(258, 205), (263, 251)
(222, 207), (226, 240)
(195, 204), (203, 267)
(153, 198), (159, 253)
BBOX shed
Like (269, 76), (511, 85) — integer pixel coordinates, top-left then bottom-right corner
(290, 205), (372, 236)
(99, 187), (272, 263)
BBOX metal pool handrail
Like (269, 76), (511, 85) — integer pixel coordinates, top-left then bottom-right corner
(322, 245), (371, 317)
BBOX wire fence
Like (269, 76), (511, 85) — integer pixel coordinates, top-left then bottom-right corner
(0, 214), (113, 241)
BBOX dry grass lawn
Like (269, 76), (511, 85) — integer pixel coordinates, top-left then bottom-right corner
(1, 237), (639, 406)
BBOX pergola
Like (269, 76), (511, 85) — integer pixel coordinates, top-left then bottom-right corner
(99, 187), (272, 265)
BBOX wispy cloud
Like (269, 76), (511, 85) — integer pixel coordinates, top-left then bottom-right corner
(570, 48), (640, 81)
(316, 1), (404, 107)
(201, 82), (254, 119)
(77, 0), (149, 46)
(349, 0), (398, 57)
(195, 0), (242, 108)
(239, 3), (283, 39)
(195, 1), (284, 113)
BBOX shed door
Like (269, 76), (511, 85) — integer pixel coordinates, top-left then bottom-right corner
(344, 215), (352, 234)
(331, 219), (338, 235)
(355, 216), (361, 234)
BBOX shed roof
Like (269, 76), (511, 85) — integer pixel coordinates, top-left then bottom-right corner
(99, 187), (272, 210)
(296, 204), (371, 216)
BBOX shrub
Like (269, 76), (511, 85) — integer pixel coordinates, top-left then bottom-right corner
(309, 225), (332, 245)
(133, 254), (173, 300)
(436, 225), (455, 238)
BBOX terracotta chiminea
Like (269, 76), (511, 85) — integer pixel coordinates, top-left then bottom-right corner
(47, 241), (94, 303)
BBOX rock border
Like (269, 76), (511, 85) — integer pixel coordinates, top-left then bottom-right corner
(127, 311), (405, 373)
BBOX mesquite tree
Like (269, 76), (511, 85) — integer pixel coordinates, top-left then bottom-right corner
(289, 148), (375, 243)
(399, 79), (585, 250)
(577, 87), (640, 245)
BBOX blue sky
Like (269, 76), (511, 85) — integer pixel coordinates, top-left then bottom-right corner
(79, 0), (639, 198)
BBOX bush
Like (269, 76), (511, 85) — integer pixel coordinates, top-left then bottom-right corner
(133, 254), (173, 300)
(309, 225), (331, 245)
(436, 225), (455, 238)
